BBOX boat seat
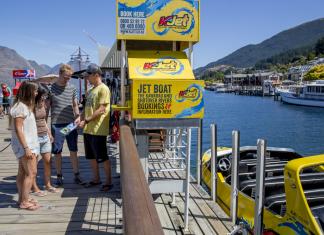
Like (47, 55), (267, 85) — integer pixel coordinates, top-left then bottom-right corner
(226, 168), (284, 182)
(265, 189), (324, 208)
(312, 205), (324, 228)
(240, 172), (324, 192)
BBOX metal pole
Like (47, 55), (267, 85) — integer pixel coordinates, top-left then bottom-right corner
(120, 39), (126, 119)
(231, 130), (240, 225)
(189, 42), (193, 67)
(184, 128), (191, 232)
(254, 139), (266, 235)
(197, 119), (202, 185)
(210, 124), (217, 201)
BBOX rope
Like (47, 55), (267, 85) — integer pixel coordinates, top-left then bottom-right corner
(0, 142), (11, 152)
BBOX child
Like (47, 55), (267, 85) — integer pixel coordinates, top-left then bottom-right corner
(32, 84), (59, 195)
(10, 81), (40, 210)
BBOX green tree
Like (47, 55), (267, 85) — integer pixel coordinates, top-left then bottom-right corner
(315, 37), (324, 56)
(304, 64), (324, 81)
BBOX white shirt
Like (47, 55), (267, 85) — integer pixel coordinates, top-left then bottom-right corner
(10, 102), (39, 158)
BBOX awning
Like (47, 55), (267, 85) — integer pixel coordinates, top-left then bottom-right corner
(128, 50), (195, 80)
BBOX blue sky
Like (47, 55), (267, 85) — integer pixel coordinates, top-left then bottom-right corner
(0, 0), (323, 69)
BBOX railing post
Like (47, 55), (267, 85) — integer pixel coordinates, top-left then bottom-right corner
(210, 124), (217, 201)
(197, 119), (203, 185)
(120, 39), (126, 119)
(231, 130), (240, 225)
(254, 139), (266, 235)
(184, 127), (191, 232)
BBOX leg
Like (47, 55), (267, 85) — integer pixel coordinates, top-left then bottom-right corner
(90, 159), (100, 182)
(42, 152), (52, 189)
(51, 124), (65, 179)
(55, 153), (62, 175)
(103, 160), (112, 186)
(17, 160), (25, 204)
(32, 156), (41, 193)
(21, 155), (37, 204)
(66, 129), (79, 174)
(69, 151), (79, 174)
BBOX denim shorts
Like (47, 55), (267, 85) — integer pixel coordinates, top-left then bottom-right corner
(51, 123), (78, 154)
(12, 143), (39, 160)
(38, 134), (52, 154)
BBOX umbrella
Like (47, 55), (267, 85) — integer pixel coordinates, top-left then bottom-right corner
(34, 74), (59, 84)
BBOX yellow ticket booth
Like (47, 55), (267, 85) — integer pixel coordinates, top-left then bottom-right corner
(115, 0), (201, 231)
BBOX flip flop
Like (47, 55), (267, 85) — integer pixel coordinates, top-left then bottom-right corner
(100, 184), (113, 192)
(45, 186), (60, 193)
(30, 190), (47, 197)
(19, 202), (40, 211)
(85, 181), (102, 188)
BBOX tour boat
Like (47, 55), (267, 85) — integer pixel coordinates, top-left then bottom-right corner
(279, 81), (324, 107)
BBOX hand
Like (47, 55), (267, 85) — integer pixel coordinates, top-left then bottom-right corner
(24, 147), (33, 159)
(49, 133), (54, 143)
(74, 116), (81, 126)
(79, 120), (85, 129)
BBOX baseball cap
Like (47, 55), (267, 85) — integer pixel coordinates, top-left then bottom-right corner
(85, 63), (102, 76)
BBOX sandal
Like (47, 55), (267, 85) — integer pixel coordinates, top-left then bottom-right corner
(85, 181), (102, 188)
(19, 202), (40, 211)
(45, 186), (60, 193)
(100, 184), (113, 192)
(30, 190), (47, 197)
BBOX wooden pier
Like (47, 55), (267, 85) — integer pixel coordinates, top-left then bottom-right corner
(0, 117), (231, 235)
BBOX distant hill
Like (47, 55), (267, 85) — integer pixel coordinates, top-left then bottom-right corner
(197, 18), (324, 74)
(0, 46), (51, 87)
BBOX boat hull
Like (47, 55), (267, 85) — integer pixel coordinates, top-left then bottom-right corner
(280, 92), (324, 107)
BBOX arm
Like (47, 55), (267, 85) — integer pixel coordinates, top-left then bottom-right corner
(73, 97), (81, 125)
(84, 104), (107, 123)
(14, 117), (33, 159)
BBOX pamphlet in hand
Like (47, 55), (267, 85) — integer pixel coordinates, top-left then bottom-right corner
(60, 122), (78, 136)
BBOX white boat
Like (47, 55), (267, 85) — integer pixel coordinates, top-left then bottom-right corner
(280, 80), (324, 107)
(214, 83), (227, 93)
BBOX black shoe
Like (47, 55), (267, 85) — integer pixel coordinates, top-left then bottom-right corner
(74, 173), (86, 185)
(56, 174), (63, 187)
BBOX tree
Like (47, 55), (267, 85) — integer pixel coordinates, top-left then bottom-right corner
(304, 64), (324, 81)
(315, 37), (324, 56)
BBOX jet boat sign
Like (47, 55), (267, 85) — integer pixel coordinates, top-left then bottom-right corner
(116, 0), (200, 42)
(12, 70), (36, 79)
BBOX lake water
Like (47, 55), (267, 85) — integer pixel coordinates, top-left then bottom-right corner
(190, 91), (324, 172)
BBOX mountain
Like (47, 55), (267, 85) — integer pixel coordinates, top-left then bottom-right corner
(199, 18), (324, 73)
(0, 46), (51, 87)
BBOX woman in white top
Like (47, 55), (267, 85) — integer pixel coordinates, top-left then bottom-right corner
(11, 81), (40, 210)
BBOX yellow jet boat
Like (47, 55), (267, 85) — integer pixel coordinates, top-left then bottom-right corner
(202, 146), (324, 235)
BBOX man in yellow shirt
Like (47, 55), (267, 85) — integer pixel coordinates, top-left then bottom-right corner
(80, 64), (112, 191)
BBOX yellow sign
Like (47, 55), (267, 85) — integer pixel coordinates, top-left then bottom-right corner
(131, 79), (204, 119)
(116, 0), (200, 42)
(128, 50), (195, 79)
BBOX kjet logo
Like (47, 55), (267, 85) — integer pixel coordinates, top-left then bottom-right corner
(136, 57), (184, 76)
(176, 87), (199, 100)
(143, 60), (178, 71)
(158, 14), (190, 29)
(153, 8), (195, 36)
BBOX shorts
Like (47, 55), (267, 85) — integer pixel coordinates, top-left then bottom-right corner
(12, 144), (39, 160)
(51, 123), (78, 154)
(84, 133), (109, 163)
(38, 134), (52, 154)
